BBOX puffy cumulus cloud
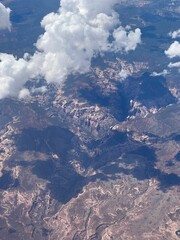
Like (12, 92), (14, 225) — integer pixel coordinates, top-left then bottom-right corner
(165, 41), (180, 58)
(165, 31), (180, 72)
(0, 54), (29, 99)
(169, 29), (180, 39)
(0, 0), (142, 99)
(0, 53), (39, 99)
(35, 0), (141, 83)
(113, 27), (141, 52)
(0, 2), (11, 30)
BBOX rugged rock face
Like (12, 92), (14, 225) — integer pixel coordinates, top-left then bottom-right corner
(0, 61), (179, 240)
(0, 0), (180, 238)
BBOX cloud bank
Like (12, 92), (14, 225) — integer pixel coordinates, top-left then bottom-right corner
(0, 0), (142, 99)
(0, 2), (11, 30)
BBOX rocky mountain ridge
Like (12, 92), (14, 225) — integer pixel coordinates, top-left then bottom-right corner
(0, 62), (179, 239)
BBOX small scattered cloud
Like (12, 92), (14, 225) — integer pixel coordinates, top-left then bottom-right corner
(169, 29), (180, 39)
(18, 88), (30, 99)
(119, 69), (129, 80)
(32, 86), (47, 94)
(0, 2), (11, 30)
(165, 41), (180, 58)
(113, 27), (141, 52)
(168, 61), (180, 68)
(151, 69), (169, 77)
(165, 32), (180, 72)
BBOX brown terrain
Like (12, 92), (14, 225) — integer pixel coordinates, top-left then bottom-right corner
(0, 58), (179, 240)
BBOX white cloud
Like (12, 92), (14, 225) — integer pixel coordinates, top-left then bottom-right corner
(113, 27), (141, 52)
(169, 29), (180, 39)
(0, 3), (11, 30)
(150, 69), (169, 77)
(0, 53), (38, 99)
(165, 41), (180, 58)
(18, 88), (30, 99)
(0, 0), (142, 99)
(119, 69), (129, 80)
(35, 0), (141, 83)
(0, 54), (29, 99)
(165, 30), (180, 71)
(168, 61), (180, 68)
(32, 86), (47, 94)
